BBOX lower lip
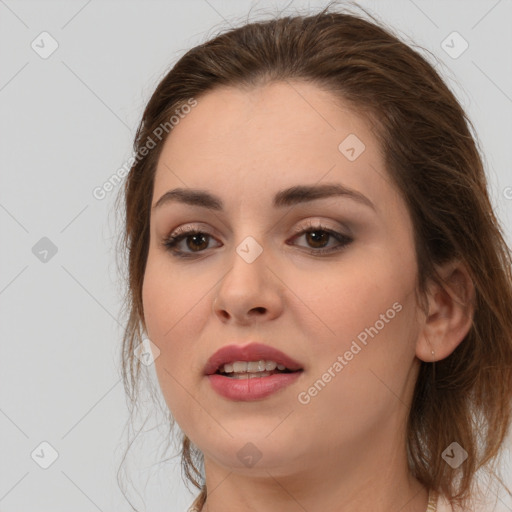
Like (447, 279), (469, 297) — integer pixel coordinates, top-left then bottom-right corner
(207, 371), (303, 401)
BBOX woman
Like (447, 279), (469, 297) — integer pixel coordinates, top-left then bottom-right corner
(116, 3), (512, 511)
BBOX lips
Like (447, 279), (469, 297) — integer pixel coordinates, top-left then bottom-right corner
(203, 342), (303, 376)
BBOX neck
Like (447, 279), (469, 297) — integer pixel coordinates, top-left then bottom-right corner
(199, 444), (429, 512)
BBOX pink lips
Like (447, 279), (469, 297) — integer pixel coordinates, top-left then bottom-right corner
(204, 342), (304, 401)
(203, 342), (303, 375)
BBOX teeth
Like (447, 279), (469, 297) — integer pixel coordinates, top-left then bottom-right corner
(220, 360), (288, 374)
(232, 361), (248, 372)
(229, 372), (272, 379)
(247, 361), (265, 372)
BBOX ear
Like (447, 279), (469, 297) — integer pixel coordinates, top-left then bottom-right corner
(416, 259), (475, 362)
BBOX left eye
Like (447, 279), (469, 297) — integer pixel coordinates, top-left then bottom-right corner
(161, 225), (353, 258)
(291, 227), (352, 253)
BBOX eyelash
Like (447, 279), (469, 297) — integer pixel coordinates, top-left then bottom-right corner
(161, 221), (353, 259)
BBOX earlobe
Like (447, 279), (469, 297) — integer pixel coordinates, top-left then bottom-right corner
(416, 259), (475, 362)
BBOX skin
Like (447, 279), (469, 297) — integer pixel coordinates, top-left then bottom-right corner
(142, 81), (474, 512)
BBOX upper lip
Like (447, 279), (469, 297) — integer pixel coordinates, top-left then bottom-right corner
(204, 342), (303, 375)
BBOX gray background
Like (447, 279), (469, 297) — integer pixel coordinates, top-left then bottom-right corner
(1, 0), (511, 511)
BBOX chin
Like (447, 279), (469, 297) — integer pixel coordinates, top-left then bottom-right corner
(200, 432), (304, 473)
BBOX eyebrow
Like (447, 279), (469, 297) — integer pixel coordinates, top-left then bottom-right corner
(152, 183), (375, 211)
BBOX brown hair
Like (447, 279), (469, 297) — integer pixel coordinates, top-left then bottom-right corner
(115, 2), (512, 510)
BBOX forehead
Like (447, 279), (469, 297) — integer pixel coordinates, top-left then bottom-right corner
(152, 81), (392, 212)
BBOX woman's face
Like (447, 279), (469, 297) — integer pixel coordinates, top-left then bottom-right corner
(142, 81), (423, 476)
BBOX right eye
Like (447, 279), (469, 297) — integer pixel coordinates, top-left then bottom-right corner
(161, 227), (222, 258)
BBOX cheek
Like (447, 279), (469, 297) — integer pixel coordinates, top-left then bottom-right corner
(142, 259), (199, 377)
(295, 256), (406, 340)
(142, 255), (214, 384)
(141, 261), (202, 424)
(142, 261), (173, 342)
(293, 289), (418, 439)
(142, 255), (205, 338)
(294, 246), (418, 382)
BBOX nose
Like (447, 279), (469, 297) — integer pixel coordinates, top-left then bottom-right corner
(212, 246), (284, 325)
